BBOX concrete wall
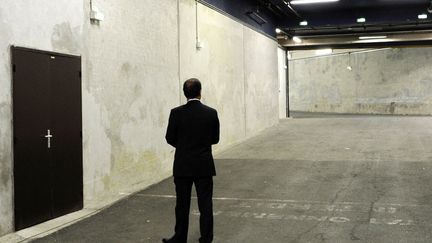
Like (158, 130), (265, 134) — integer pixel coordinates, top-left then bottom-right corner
(0, 0), (279, 236)
(81, 0), (180, 207)
(243, 27), (279, 133)
(179, 1), (279, 151)
(289, 48), (432, 115)
(0, 1), (85, 235)
(278, 48), (287, 118)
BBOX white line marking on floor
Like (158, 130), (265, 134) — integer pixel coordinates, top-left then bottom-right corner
(133, 193), (428, 208)
(189, 209), (416, 226)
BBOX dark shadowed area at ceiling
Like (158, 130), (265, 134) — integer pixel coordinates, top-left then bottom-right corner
(199, 0), (282, 37)
(200, 0), (432, 37)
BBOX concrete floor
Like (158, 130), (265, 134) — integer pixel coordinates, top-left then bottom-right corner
(32, 114), (432, 242)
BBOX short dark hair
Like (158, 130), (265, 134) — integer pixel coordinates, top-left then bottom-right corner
(183, 78), (202, 99)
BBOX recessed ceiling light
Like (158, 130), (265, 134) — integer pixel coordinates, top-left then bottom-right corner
(359, 36), (387, 40)
(293, 36), (302, 43)
(418, 14), (428, 19)
(275, 28), (282, 33)
(290, 0), (339, 5)
(357, 17), (366, 23)
(300, 21), (308, 26)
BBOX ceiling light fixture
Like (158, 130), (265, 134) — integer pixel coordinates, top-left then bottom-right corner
(418, 14), (428, 19)
(300, 21), (308, 26)
(293, 36), (302, 43)
(359, 36), (387, 40)
(355, 39), (390, 43)
(357, 17), (366, 23)
(275, 28), (282, 33)
(315, 49), (333, 55)
(290, 0), (339, 5)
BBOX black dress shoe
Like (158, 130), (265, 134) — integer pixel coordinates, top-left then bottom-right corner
(163, 238), (185, 243)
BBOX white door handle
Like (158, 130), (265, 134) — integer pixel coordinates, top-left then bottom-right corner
(44, 129), (53, 148)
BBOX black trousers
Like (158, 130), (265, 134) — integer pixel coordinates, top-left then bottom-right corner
(173, 176), (213, 243)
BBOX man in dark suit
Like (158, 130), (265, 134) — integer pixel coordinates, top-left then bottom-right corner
(163, 78), (220, 243)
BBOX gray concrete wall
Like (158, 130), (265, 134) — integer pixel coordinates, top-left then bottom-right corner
(243, 27), (279, 134)
(179, 1), (279, 151)
(179, 2), (246, 150)
(81, 0), (179, 207)
(289, 48), (432, 115)
(0, 1), (85, 236)
(0, 0), (279, 236)
(278, 48), (287, 118)
(84, 0), (279, 208)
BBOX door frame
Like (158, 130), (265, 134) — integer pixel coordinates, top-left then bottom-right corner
(11, 46), (83, 230)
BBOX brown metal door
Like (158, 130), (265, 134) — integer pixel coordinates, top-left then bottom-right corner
(50, 54), (83, 218)
(12, 47), (53, 230)
(12, 47), (83, 230)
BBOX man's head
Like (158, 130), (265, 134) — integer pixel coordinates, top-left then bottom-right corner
(183, 78), (202, 100)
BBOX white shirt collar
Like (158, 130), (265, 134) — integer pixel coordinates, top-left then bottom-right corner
(188, 98), (201, 102)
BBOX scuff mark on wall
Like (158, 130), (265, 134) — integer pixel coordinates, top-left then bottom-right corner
(120, 62), (133, 80)
(389, 102), (396, 114)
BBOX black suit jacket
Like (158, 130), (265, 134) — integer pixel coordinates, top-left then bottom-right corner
(165, 100), (220, 177)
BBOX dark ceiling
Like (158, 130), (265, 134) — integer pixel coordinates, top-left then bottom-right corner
(201, 0), (432, 37)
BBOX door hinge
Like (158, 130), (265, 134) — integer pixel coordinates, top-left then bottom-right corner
(12, 64), (16, 73)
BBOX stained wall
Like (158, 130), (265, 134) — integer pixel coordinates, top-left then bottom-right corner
(289, 48), (432, 115)
(0, 0), (85, 235)
(0, 0), (279, 236)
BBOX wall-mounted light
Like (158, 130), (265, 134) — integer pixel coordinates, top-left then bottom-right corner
(196, 40), (204, 50)
(290, 0), (339, 5)
(347, 52), (352, 71)
(300, 21), (308, 26)
(90, 6), (105, 22)
(418, 14), (428, 19)
(293, 36), (302, 43)
(275, 28), (282, 34)
(357, 17), (366, 23)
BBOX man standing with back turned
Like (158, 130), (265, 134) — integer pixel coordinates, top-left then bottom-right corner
(163, 78), (220, 243)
